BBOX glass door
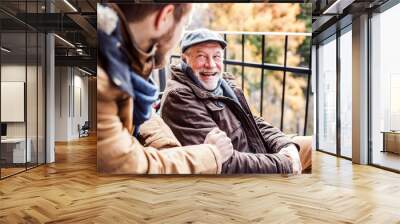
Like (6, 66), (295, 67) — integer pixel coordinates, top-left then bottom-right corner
(339, 26), (352, 159)
(317, 35), (337, 154)
(370, 3), (400, 171)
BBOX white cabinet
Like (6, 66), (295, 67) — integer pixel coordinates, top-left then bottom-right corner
(1, 138), (32, 163)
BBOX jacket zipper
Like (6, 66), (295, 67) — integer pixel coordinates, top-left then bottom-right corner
(216, 95), (267, 153)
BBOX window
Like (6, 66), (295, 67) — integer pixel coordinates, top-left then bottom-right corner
(370, 3), (400, 171)
(339, 27), (352, 158)
(317, 36), (337, 154)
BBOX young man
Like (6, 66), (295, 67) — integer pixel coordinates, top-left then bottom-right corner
(161, 29), (312, 174)
(97, 4), (233, 174)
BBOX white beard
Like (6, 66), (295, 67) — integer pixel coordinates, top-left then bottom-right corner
(196, 72), (221, 91)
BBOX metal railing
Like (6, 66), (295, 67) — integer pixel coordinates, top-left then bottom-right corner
(161, 31), (312, 136)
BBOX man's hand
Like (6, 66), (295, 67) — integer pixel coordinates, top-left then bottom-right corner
(279, 144), (302, 175)
(204, 128), (234, 163)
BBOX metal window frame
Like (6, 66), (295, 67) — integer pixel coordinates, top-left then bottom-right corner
(315, 33), (340, 157)
(336, 22), (341, 158)
(315, 27), (354, 161)
(314, 6), (353, 160)
(315, 0), (400, 172)
(368, 0), (400, 172)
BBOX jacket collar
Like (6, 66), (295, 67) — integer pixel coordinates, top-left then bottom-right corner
(109, 4), (157, 78)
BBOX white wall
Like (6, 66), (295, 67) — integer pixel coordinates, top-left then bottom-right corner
(72, 73), (89, 138)
(54, 66), (69, 141)
(54, 67), (89, 141)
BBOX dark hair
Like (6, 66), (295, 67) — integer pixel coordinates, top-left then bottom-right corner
(117, 3), (191, 22)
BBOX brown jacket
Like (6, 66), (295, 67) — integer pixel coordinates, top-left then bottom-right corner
(97, 67), (223, 174)
(96, 5), (223, 174)
(161, 63), (296, 174)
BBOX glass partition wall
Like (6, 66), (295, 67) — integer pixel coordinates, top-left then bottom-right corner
(316, 25), (353, 159)
(317, 35), (337, 155)
(339, 26), (352, 159)
(315, 0), (400, 172)
(0, 31), (27, 177)
(0, 1), (46, 179)
(370, 2), (400, 171)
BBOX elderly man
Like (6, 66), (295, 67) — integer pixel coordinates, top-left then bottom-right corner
(97, 5), (233, 174)
(161, 29), (312, 174)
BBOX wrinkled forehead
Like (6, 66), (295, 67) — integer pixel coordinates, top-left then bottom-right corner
(186, 41), (224, 54)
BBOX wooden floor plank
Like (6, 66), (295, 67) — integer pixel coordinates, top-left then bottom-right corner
(0, 135), (400, 223)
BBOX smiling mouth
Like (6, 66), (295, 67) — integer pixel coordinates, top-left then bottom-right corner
(199, 72), (218, 77)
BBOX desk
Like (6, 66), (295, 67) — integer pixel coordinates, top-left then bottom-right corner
(1, 138), (31, 163)
(382, 131), (400, 154)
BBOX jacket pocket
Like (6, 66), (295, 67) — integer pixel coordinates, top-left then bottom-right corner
(205, 101), (242, 136)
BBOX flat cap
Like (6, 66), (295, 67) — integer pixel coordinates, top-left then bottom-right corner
(180, 28), (227, 53)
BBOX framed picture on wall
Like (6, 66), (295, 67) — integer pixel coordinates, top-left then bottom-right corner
(1, 81), (25, 122)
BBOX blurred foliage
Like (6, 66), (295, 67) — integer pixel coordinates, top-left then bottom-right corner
(188, 3), (313, 135)
(297, 3), (312, 67)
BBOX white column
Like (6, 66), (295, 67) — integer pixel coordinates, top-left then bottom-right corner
(352, 14), (369, 164)
(46, 32), (55, 163)
(45, 0), (55, 163)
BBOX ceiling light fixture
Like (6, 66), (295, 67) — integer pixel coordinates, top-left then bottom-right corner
(63, 0), (78, 12)
(1, 47), (11, 53)
(54, 34), (75, 48)
(78, 67), (93, 76)
(322, 0), (355, 15)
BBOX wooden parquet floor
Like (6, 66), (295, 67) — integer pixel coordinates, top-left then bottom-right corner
(1, 135), (400, 223)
